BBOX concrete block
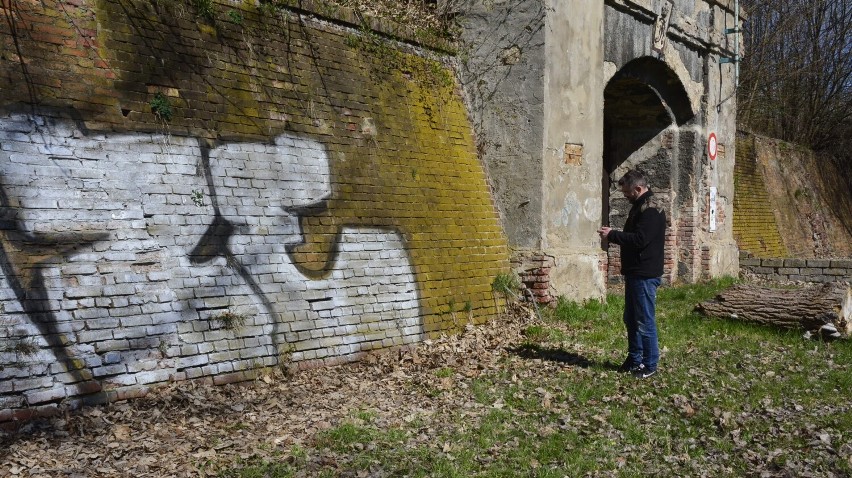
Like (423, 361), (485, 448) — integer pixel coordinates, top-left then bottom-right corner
(184, 367), (204, 379)
(92, 363), (128, 377)
(76, 329), (114, 343)
(109, 305), (142, 317)
(24, 387), (67, 405)
(85, 318), (120, 330)
(105, 374), (137, 386)
(178, 354), (209, 369)
(128, 337), (162, 350)
(134, 369), (172, 385)
(112, 326), (149, 340)
(208, 350), (238, 362)
(120, 315), (154, 327)
(125, 359), (159, 373)
(94, 339), (130, 352)
(64, 286), (104, 299)
(238, 347), (267, 359)
(147, 271), (171, 281)
(806, 259), (831, 268)
(145, 324), (176, 336)
(201, 364), (218, 376)
(103, 351), (122, 364)
(103, 284), (136, 296)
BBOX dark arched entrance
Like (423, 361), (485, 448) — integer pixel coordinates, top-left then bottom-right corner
(602, 56), (695, 284)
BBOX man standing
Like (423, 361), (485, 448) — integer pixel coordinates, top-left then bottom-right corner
(597, 170), (666, 379)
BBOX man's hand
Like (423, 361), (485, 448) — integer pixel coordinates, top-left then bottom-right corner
(597, 226), (612, 239)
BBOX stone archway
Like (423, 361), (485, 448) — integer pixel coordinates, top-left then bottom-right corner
(602, 56), (696, 284)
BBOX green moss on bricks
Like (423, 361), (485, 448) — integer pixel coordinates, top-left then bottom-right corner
(733, 135), (787, 258)
(22, 0), (509, 342)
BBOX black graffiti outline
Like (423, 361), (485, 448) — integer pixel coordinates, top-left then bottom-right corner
(0, 179), (108, 400)
(0, 115), (423, 405)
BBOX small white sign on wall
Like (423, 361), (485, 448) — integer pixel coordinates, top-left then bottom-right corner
(709, 186), (717, 232)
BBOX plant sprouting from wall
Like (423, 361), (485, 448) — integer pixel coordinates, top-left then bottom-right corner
(150, 92), (174, 122)
(278, 343), (294, 376)
(211, 311), (248, 330)
(227, 9), (243, 24)
(4, 338), (39, 357)
(191, 189), (204, 207)
(190, 0), (215, 20)
(1, 312), (40, 360)
(15, 340), (38, 356)
(491, 272), (520, 299)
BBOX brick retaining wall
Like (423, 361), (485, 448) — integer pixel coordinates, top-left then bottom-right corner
(739, 254), (852, 283)
(0, 0), (509, 421)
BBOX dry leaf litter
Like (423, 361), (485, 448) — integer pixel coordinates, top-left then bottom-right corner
(1, 304), (576, 477)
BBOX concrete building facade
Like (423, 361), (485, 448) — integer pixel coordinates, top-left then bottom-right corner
(455, 0), (742, 301)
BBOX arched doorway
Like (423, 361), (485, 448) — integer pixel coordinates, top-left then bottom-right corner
(602, 57), (695, 284)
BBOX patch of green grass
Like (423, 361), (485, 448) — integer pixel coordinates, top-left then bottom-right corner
(315, 423), (374, 452)
(217, 447), (303, 478)
(190, 0), (215, 19)
(522, 324), (567, 343)
(434, 367), (454, 378)
(354, 409), (376, 423)
(215, 278), (852, 477)
(552, 294), (619, 325)
(227, 9), (243, 24)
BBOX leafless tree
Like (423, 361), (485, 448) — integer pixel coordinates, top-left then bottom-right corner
(739, 0), (852, 168)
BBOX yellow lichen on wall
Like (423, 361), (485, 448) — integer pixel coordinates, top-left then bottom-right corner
(733, 135), (787, 258)
(0, 0), (510, 340)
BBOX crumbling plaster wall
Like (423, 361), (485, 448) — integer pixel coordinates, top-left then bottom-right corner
(541, 0), (608, 300)
(456, 0), (740, 299)
(454, 0), (547, 250)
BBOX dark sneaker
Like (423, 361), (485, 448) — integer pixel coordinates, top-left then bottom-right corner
(617, 359), (642, 373)
(633, 367), (657, 379)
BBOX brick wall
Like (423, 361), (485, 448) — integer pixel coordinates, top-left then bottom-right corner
(513, 252), (555, 305)
(740, 254), (852, 283)
(0, 0), (509, 420)
(733, 134), (787, 257)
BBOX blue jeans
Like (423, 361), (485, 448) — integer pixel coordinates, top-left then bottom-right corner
(623, 276), (661, 371)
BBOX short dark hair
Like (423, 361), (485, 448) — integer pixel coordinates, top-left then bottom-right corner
(617, 169), (649, 190)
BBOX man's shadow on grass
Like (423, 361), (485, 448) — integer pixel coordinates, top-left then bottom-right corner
(507, 344), (593, 367)
(507, 344), (628, 373)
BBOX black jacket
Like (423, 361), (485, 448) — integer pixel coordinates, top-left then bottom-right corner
(607, 190), (666, 278)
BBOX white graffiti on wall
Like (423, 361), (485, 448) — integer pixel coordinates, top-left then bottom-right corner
(0, 114), (421, 405)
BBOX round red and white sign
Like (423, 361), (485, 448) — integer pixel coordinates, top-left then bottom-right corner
(708, 132), (718, 161)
